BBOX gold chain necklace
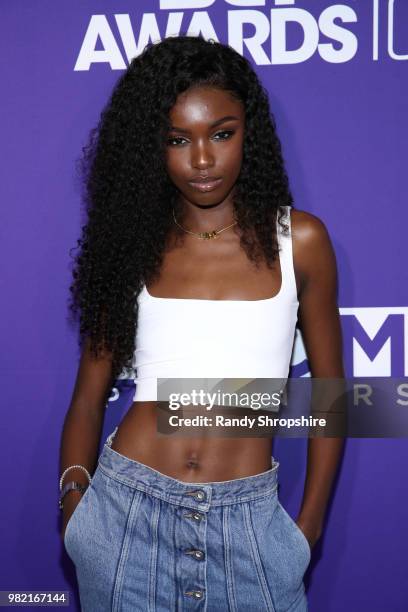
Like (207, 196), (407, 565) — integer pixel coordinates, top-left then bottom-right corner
(172, 208), (237, 240)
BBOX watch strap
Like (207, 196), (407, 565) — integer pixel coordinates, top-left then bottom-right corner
(59, 481), (88, 510)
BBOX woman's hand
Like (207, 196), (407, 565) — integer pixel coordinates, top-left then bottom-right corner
(61, 490), (84, 542)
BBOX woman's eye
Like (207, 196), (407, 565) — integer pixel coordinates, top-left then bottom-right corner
(167, 136), (187, 146)
(212, 130), (234, 141)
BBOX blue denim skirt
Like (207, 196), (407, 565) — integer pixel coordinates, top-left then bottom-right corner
(64, 427), (310, 611)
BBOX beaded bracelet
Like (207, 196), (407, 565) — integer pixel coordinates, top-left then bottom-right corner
(59, 465), (91, 491)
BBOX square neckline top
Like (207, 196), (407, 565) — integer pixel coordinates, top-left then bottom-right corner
(141, 280), (283, 304)
(129, 205), (299, 398)
(140, 205), (296, 306)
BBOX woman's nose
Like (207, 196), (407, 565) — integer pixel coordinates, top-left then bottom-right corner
(191, 140), (215, 169)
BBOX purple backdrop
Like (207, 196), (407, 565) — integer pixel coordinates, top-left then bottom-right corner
(1, 1), (407, 610)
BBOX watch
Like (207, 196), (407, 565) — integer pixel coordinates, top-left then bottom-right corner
(59, 481), (88, 510)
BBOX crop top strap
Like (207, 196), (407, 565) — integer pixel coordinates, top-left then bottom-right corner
(277, 205), (298, 303)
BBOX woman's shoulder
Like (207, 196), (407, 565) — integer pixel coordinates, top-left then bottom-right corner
(289, 206), (330, 244)
(288, 207), (337, 289)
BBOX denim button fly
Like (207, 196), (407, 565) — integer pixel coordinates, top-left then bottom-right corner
(185, 590), (204, 599)
(184, 511), (203, 521)
(186, 549), (205, 561)
(185, 489), (206, 501)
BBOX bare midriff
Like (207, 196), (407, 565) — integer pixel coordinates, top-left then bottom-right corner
(109, 402), (275, 483)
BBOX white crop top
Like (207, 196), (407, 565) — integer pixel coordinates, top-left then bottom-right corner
(131, 205), (299, 401)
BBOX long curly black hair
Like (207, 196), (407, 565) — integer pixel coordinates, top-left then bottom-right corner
(68, 35), (294, 384)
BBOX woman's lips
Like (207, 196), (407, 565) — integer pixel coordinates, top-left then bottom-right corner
(188, 178), (222, 192)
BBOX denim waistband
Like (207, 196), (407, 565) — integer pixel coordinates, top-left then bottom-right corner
(97, 427), (279, 511)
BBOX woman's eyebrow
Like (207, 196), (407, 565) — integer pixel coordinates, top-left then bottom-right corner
(169, 115), (240, 133)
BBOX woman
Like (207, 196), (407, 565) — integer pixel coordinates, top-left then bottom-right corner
(60, 35), (344, 611)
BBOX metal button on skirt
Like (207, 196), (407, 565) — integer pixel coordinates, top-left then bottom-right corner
(64, 428), (311, 611)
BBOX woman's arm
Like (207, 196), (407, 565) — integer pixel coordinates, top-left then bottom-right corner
(59, 336), (114, 540)
(291, 210), (345, 549)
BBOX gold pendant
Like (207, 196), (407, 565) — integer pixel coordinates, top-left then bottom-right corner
(199, 231), (218, 240)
